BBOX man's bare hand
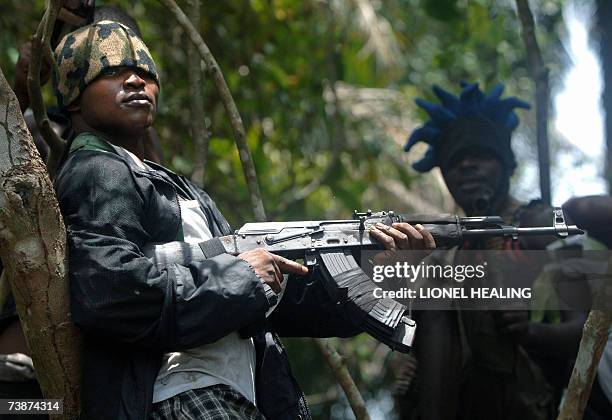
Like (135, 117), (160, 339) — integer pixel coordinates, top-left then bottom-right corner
(370, 222), (436, 252)
(238, 248), (308, 293)
(370, 223), (436, 266)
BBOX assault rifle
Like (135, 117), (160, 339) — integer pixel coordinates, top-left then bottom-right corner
(144, 208), (582, 353)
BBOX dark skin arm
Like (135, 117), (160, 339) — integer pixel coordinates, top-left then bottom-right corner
(13, 43), (32, 113)
(514, 194), (612, 356)
(499, 262), (589, 359)
(0, 320), (29, 355)
(13, 42), (52, 113)
(499, 309), (586, 359)
(563, 195), (612, 248)
(563, 195), (612, 228)
(497, 198), (592, 358)
(522, 194), (612, 356)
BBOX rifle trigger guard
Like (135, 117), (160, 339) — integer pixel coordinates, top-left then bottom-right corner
(304, 251), (318, 267)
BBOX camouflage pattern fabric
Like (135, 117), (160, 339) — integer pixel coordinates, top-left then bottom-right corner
(53, 20), (159, 109)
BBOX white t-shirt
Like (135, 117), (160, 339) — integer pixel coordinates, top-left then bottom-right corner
(152, 198), (257, 404)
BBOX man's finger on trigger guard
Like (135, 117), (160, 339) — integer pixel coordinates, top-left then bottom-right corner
(273, 262), (284, 287)
(271, 258), (282, 278)
(266, 264), (282, 293)
(274, 255), (308, 274)
(269, 280), (281, 294)
(262, 273), (280, 294)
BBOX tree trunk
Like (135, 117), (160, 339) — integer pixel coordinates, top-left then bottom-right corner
(0, 66), (81, 419)
(516, 0), (551, 205)
(557, 254), (612, 420)
(186, 0), (210, 187)
(313, 338), (371, 420)
(557, 309), (612, 419)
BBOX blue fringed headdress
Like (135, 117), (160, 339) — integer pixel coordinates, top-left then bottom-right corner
(404, 82), (530, 173)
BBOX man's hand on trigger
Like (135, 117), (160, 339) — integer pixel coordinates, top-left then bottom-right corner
(238, 249), (308, 294)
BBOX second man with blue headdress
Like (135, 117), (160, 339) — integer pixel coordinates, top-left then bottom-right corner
(405, 81), (529, 216)
(397, 82), (587, 420)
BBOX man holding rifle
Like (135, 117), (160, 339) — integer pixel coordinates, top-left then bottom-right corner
(401, 82), (587, 420)
(51, 20), (435, 419)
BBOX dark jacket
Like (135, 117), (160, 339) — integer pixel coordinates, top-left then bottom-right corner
(54, 133), (359, 420)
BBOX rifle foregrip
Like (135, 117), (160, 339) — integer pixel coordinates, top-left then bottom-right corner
(395, 214), (463, 248)
(422, 224), (463, 248)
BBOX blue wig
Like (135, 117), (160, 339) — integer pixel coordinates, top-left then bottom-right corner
(404, 82), (530, 173)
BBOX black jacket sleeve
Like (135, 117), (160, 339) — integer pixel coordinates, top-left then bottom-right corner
(268, 271), (362, 338)
(55, 151), (269, 351)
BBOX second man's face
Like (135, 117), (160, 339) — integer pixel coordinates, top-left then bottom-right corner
(441, 147), (506, 214)
(76, 66), (159, 137)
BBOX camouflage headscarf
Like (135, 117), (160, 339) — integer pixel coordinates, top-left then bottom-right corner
(53, 20), (160, 109)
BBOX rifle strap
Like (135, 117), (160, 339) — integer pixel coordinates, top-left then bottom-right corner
(199, 238), (227, 258)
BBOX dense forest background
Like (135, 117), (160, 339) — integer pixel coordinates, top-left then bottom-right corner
(0, 0), (591, 418)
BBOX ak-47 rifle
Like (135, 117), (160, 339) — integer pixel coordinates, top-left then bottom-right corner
(144, 208), (583, 353)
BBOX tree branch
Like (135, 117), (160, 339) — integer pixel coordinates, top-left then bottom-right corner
(271, 7), (346, 218)
(0, 63), (81, 420)
(157, 4), (369, 417)
(557, 256), (612, 420)
(0, 271), (9, 316)
(313, 338), (371, 420)
(27, 0), (65, 178)
(157, 0), (266, 221)
(186, 0), (210, 187)
(515, 0), (551, 205)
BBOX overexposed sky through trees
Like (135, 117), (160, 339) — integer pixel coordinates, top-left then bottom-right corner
(552, 0), (606, 204)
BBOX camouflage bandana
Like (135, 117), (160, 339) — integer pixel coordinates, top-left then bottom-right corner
(53, 20), (160, 109)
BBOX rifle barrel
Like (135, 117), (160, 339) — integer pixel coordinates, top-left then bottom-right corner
(462, 225), (584, 238)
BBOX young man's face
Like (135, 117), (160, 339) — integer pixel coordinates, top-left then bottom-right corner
(441, 147), (507, 214)
(75, 66), (159, 137)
